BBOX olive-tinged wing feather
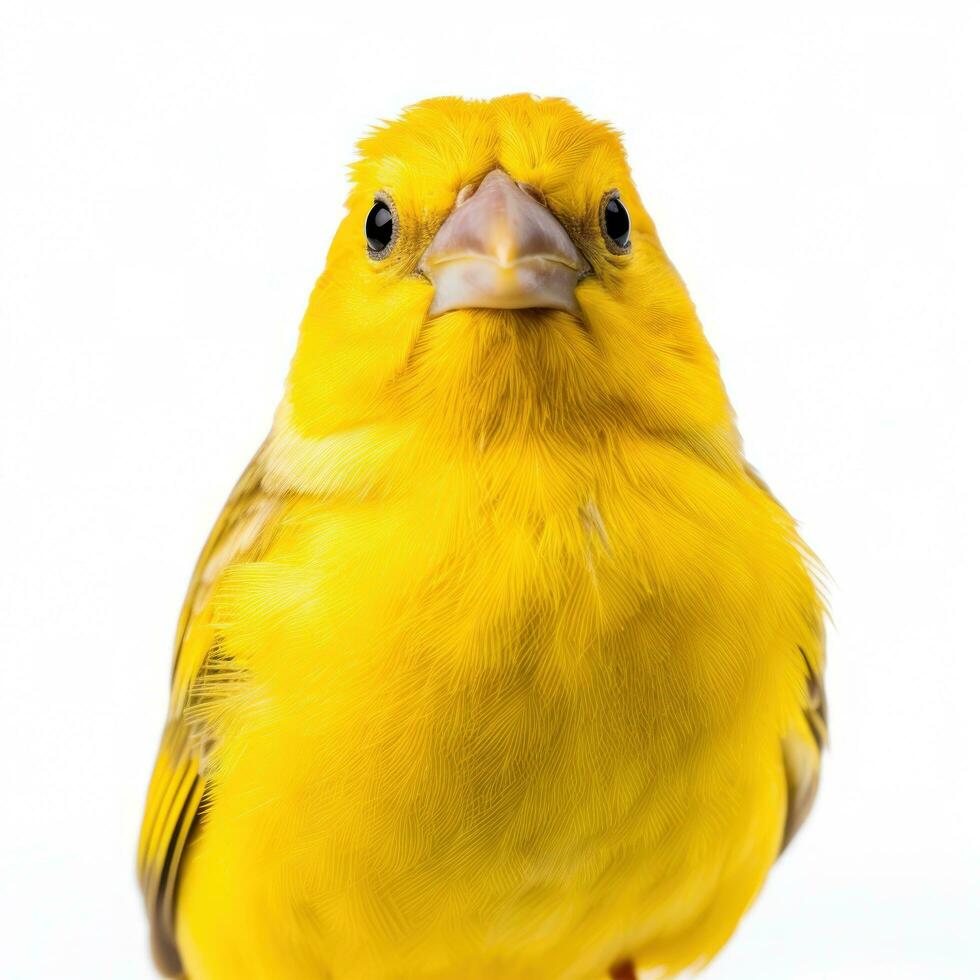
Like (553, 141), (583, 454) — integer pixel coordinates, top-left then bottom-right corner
(137, 445), (282, 976)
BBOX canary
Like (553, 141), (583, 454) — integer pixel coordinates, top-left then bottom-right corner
(138, 94), (826, 980)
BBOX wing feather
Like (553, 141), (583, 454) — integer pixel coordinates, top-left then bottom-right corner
(137, 444), (283, 975)
(744, 463), (828, 854)
(780, 641), (828, 853)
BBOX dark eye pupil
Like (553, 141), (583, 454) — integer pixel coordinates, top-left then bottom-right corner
(366, 201), (394, 253)
(603, 197), (630, 248)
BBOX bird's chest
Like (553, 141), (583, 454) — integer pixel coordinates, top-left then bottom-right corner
(203, 473), (784, 976)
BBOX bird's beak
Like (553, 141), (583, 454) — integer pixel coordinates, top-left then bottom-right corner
(420, 169), (587, 317)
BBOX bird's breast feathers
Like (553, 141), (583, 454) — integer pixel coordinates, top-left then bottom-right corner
(175, 427), (819, 979)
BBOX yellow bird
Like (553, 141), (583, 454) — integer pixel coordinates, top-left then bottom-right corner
(138, 94), (827, 980)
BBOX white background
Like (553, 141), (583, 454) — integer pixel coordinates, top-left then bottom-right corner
(2, 1), (978, 977)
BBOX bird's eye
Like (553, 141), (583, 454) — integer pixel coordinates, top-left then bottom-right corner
(365, 195), (396, 259)
(600, 192), (630, 253)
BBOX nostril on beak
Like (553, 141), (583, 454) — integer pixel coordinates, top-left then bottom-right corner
(455, 183), (477, 207)
(516, 181), (546, 206)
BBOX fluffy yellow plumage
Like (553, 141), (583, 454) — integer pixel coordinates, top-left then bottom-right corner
(138, 94), (826, 979)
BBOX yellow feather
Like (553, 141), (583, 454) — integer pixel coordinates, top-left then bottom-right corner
(139, 94), (826, 979)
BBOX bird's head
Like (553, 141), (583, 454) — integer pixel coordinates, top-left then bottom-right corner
(274, 95), (739, 490)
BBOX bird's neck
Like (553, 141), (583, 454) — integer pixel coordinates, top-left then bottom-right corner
(261, 398), (742, 503)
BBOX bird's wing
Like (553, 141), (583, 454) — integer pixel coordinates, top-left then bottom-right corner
(780, 639), (828, 853)
(137, 443), (285, 975)
(744, 464), (829, 854)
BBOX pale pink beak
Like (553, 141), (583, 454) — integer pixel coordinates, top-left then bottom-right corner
(420, 169), (587, 316)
